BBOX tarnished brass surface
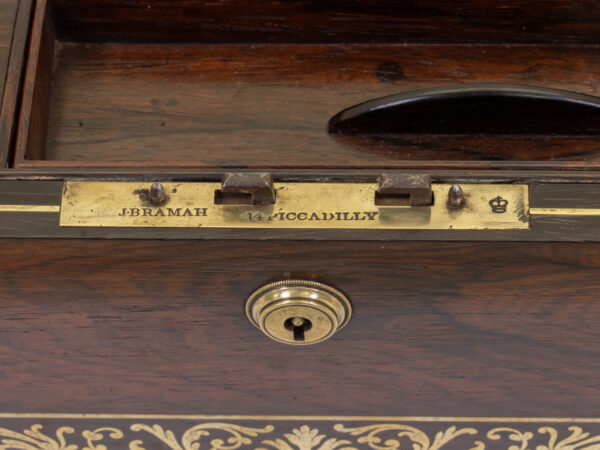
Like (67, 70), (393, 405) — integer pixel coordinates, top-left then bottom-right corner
(60, 182), (529, 229)
(245, 280), (352, 345)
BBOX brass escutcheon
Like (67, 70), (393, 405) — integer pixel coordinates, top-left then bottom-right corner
(246, 280), (352, 345)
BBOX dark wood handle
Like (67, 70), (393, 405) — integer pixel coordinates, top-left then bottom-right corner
(328, 84), (600, 136)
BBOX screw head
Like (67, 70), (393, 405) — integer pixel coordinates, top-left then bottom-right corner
(148, 182), (167, 205)
(447, 184), (466, 209)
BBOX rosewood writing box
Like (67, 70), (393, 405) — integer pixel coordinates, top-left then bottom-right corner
(0, 1), (599, 448)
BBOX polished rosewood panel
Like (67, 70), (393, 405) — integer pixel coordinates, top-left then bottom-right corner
(0, 239), (599, 416)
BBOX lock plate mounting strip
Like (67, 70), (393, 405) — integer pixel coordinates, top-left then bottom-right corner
(59, 181), (529, 230)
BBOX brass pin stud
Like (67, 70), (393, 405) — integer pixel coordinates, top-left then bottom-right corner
(149, 182), (167, 205)
(447, 184), (466, 209)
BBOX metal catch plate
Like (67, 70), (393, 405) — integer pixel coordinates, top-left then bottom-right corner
(60, 182), (529, 230)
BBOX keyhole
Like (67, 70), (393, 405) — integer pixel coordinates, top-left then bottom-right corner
(284, 317), (312, 342)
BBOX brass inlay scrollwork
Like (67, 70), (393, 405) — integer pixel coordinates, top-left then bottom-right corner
(129, 423), (274, 450)
(1, 421), (600, 450)
(82, 428), (123, 450)
(259, 425), (355, 450)
(334, 424), (480, 450)
(0, 424), (75, 450)
(487, 428), (534, 450)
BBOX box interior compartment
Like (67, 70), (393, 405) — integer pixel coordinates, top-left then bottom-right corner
(12, 0), (600, 169)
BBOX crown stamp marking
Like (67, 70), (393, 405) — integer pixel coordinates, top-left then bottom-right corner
(489, 196), (509, 213)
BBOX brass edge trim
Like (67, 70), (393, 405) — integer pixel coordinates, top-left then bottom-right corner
(530, 208), (600, 216)
(0, 204), (60, 212)
(0, 414), (600, 422)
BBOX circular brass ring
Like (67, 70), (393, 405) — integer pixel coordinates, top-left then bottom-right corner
(246, 280), (352, 345)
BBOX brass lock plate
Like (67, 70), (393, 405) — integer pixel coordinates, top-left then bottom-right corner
(246, 280), (352, 345)
(60, 182), (529, 230)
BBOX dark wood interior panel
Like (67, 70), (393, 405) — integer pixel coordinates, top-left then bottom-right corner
(0, 0), (19, 104)
(0, 239), (599, 415)
(14, 41), (600, 169)
(0, 0), (28, 168)
(19, 0), (54, 162)
(10, 0), (600, 170)
(49, 0), (600, 44)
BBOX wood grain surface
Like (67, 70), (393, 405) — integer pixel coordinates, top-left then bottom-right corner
(49, 0), (600, 44)
(0, 0), (598, 425)
(11, 0), (600, 170)
(0, 0), (18, 103)
(0, 239), (599, 415)
(14, 42), (600, 169)
(0, 0), (27, 168)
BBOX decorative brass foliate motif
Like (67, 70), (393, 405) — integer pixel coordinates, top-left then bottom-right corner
(257, 425), (354, 450)
(128, 423), (274, 450)
(0, 424), (76, 450)
(83, 428), (124, 450)
(334, 424), (480, 450)
(1, 422), (600, 450)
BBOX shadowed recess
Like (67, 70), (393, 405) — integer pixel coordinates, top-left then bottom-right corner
(328, 84), (600, 137)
